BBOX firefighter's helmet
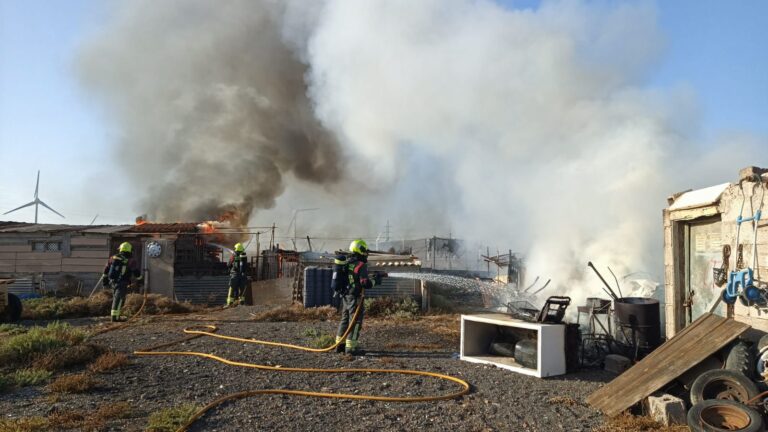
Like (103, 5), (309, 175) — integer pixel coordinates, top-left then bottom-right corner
(234, 243), (245, 253)
(119, 242), (133, 254)
(349, 239), (368, 256)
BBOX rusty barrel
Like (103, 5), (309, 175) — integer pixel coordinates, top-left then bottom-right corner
(614, 297), (661, 355)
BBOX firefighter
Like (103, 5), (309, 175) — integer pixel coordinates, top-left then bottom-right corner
(335, 239), (373, 355)
(103, 242), (142, 322)
(227, 243), (248, 307)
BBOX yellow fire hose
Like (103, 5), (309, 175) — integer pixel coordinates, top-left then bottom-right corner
(133, 292), (471, 431)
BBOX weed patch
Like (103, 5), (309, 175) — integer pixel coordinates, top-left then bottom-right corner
(9, 369), (52, 387)
(32, 343), (103, 372)
(365, 297), (420, 319)
(0, 324), (26, 336)
(0, 416), (49, 432)
(0, 322), (85, 367)
(21, 292), (202, 321)
(308, 333), (336, 349)
(146, 404), (199, 432)
(251, 304), (336, 322)
(88, 351), (129, 373)
(47, 373), (100, 394)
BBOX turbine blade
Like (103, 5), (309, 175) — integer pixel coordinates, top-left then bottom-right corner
(35, 170), (40, 199)
(3, 201), (36, 215)
(37, 200), (65, 218)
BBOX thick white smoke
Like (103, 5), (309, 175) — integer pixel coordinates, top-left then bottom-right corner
(302, 0), (763, 304)
(81, 0), (766, 306)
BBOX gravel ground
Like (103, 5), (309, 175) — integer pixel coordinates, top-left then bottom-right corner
(1, 306), (613, 431)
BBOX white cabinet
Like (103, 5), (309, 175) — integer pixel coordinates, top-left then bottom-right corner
(460, 313), (566, 378)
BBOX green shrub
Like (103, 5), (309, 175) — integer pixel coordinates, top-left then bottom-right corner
(10, 368), (52, 387)
(0, 324), (26, 336)
(308, 333), (336, 349)
(146, 404), (199, 432)
(0, 322), (85, 366)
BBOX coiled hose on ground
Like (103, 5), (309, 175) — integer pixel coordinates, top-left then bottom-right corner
(131, 291), (471, 431)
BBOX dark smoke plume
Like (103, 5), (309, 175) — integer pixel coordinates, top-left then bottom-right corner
(79, 0), (342, 224)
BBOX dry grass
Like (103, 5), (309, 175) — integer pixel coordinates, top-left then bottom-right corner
(47, 402), (132, 431)
(0, 416), (49, 432)
(21, 292), (201, 321)
(593, 413), (690, 432)
(31, 343), (103, 371)
(251, 304), (336, 322)
(88, 352), (129, 373)
(548, 396), (580, 407)
(47, 373), (100, 394)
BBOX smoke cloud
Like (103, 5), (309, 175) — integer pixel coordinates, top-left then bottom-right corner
(81, 0), (765, 303)
(79, 1), (342, 224)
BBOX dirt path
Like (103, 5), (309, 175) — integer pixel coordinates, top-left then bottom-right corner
(1, 307), (612, 431)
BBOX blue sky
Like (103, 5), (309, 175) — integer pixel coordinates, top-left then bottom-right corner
(0, 0), (767, 225)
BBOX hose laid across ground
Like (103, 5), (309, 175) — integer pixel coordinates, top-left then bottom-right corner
(133, 292), (471, 431)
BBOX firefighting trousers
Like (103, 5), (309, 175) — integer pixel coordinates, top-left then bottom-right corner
(227, 274), (247, 305)
(111, 282), (127, 319)
(336, 294), (364, 350)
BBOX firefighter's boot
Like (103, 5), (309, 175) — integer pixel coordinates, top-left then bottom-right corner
(335, 336), (346, 353)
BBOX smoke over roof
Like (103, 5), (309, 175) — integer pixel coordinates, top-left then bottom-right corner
(79, 0), (765, 304)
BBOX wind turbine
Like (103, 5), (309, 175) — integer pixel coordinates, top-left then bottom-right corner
(3, 170), (65, 224)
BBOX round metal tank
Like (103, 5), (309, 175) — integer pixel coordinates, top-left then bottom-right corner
(614, 297), (661, 355)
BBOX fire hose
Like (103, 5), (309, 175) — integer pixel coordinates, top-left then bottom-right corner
(132, 290), (471, 432)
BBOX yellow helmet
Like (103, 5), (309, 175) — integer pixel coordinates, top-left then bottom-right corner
(234, 243), (245, 253)
(119, 242), (133, 254)
(349, 239), (368, 256)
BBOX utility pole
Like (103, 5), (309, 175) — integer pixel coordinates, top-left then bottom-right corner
(384, 220), (391, 242)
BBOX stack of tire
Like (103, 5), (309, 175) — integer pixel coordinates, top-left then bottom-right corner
(303, 267), (339, 308)
(687, 339), (764, 432)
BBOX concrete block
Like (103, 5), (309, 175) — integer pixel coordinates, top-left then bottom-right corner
(647, 394), (686, 426)
(603, 354), (631, 375)
(739, 166), (768, 182)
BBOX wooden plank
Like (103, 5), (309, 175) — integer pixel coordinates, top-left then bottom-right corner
(15, 259), (61, 266)
(61, 265), (103, 273)
(0, 252), (16, 260)
(69, 250), (109, 258)
(587, 314), (749, 416)
(669, 206), (719, 221)
(70, 237), (107, 246)
(588, 314), (726, 409)
(15, 264), (62, 272)
(15, 252), (62, 260)
(0, 244), (30, 252)
(61, 258), (106, 266)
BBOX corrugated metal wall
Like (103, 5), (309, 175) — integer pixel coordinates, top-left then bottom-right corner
(173, 276), (229, 305)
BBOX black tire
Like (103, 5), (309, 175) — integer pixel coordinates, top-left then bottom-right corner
(690, 369), (759, 406)
(724, 340), (755, 379)
(687, 399), (763, 432)
(756, 334), (768, 355)
(7, 293), (22, 322)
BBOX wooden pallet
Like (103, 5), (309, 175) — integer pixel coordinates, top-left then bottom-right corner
(586, 313), (749, 416)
